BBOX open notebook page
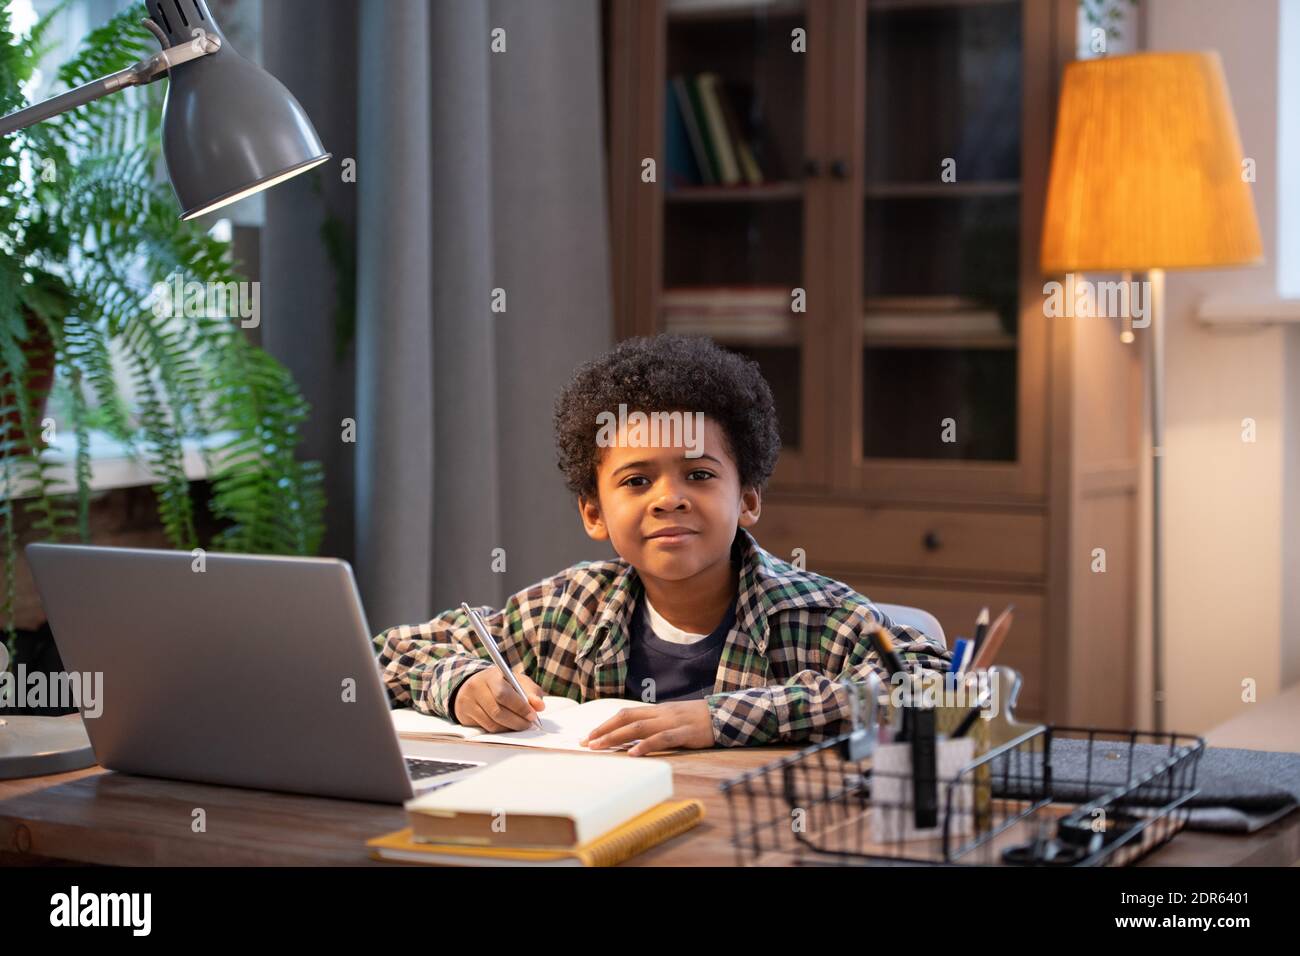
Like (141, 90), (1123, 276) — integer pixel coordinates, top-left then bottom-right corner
(392, 697), (649, 752)
(392, 696), (579, 741)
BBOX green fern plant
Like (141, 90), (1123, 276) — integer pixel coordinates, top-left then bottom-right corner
(0, 6), (326, 648)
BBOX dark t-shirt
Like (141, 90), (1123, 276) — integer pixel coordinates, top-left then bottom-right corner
(623, 594), (736, 703)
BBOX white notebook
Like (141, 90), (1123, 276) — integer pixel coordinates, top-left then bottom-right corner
(403, 753), (674, 847)
(392, 697), (650, 752)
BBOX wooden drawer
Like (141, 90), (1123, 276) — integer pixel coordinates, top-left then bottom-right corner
(757, 500), (1045, 581)
(838, 578), (1046, 719)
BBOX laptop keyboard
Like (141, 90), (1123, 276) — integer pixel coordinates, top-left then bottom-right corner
(405, 756), (480, 781)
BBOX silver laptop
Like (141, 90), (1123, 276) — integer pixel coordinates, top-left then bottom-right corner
(25, 543), (515, 803)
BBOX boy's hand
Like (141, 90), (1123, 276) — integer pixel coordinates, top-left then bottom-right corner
(453, 666), (546, 732)
(579, 700), (714, 756)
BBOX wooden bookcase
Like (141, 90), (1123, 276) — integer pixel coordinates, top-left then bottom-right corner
(605, 0), (1144, 726)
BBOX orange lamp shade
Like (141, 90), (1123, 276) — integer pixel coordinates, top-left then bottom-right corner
(1040, 51), (1263, 274)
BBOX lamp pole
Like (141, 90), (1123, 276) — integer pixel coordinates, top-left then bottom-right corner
(1148, 268), (1166, 732)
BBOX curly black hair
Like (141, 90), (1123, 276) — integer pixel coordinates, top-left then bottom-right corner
(553, 333), (781, 500)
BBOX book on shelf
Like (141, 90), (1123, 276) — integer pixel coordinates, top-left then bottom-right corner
(864, 295), (985, 311)
(661, 285), (791, 311)
(684, 76), (722, 185)
(665, 311), (797, 344)
(668, 74), (767, 189)
(862, 310), (1004, 338)
(669, 77), (713, 185)
(665, 81), (702, 188)
(714, 76), (763, 186)
(668, 0), (782, 11)
(695, 73), (741, 185)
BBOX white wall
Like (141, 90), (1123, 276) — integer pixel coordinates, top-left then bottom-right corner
(1145, 0), (1296, 732)
(1279, 0), (1300, 692)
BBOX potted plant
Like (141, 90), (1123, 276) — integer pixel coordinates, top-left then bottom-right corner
(0, 6), (326, 657)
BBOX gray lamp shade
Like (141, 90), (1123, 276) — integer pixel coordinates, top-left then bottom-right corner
(146, 0), (331, 220)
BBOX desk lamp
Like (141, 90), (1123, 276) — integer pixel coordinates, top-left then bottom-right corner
(0, 0), (331, 219)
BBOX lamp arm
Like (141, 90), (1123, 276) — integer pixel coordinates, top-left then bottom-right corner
(0, 28), (222, 137)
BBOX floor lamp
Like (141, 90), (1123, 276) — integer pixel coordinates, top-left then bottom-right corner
(0, 0), (330, 778)
(1040, 52), (1263, 731)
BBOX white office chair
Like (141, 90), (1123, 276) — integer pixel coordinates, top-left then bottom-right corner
(875, 603), (946, 651)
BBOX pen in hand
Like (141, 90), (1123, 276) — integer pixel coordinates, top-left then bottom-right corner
(460, 602), (544, 731)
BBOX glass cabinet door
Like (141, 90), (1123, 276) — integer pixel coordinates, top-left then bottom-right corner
(659, 0), (827, 486)
(837, 0), (1046, 498)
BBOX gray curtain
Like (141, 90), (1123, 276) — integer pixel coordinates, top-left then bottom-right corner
(262, 0), (359, 565)
(262, 0), (613, 632)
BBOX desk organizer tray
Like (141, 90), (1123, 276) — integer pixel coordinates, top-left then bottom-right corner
(720, 723), (1205, 867)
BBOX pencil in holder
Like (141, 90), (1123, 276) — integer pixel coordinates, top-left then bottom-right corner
(877, 668), (1000, 839)
(933, 696), (993, 835)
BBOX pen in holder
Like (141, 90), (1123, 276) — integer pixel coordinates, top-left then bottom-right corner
(934, 671), (994, 837)
(869, 673), (959, 843)
(869, 667), (1013, 844)
(881, 665), (1031, 744)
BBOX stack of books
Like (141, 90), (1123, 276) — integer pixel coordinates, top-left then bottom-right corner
(661, 285), (797, 343)
(668, 0), (783, 12)
(862, 296), (1009, 347)
(367, 754), (704, 867)
(666, 73), (770, 188)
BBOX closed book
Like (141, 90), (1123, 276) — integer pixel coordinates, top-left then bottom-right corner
(403, 753), (674, 848)
(367, 799), (704, 867)
(865, 295), (982, 311)
(862, 311), (1003, 337)
(715, 81), (763, 185)
(668, 0), (779, 10)
(695, 73), (741, 185)
(665, 79), (701, 187)
(733, 132), (763, 186)
(683, 76), (721, 185)
(661, 285), (790, 311)
(671, 75), (714, 185)
(665, 311), (797, 344)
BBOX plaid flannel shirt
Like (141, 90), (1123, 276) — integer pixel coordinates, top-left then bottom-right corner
(373, 528), (951, 747)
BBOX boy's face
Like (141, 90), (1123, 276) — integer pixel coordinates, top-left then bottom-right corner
(578, 416), (761, 583)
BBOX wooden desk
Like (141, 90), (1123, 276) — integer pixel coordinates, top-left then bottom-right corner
(0, 745), (773, 867)
(2, 703), (1297, 866)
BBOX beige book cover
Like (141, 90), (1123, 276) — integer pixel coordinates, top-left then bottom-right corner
(403, 753), (675, 847)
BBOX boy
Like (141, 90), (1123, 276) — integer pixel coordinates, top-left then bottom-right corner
(373, 334), (950, 755)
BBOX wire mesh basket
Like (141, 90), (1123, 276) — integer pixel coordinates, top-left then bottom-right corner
(720, 722), (1205, 866)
